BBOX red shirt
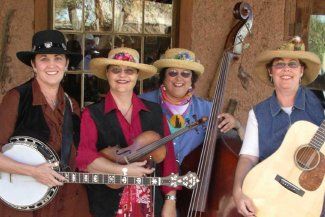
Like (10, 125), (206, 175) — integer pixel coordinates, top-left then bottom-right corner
(76, 91), (179, 194)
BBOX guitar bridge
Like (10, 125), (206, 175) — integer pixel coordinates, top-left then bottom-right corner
(275, 175), (305, 197)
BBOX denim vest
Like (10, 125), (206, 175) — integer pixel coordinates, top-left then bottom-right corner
(254, 87), (324, 161)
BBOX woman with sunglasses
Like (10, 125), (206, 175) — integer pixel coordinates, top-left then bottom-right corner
(140, 48), (244, 167)
(232, 36), (324, 216)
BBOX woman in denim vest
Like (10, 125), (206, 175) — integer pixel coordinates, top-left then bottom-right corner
(232, 36), (324, 217)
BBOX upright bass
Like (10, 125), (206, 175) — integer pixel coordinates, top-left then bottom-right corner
(179, 2), (253, 217)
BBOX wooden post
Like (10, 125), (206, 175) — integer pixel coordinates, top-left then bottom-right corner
(34, 0), (50, 32)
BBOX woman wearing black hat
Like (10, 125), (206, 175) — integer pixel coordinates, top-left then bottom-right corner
(0, 30), (89, 217)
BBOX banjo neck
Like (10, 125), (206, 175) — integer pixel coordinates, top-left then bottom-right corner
(60, 171), (199, 189)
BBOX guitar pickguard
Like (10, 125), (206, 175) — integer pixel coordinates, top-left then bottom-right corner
(299, 152), (325, 191)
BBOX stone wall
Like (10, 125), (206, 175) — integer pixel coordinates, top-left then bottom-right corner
(0, 0), (34, 102)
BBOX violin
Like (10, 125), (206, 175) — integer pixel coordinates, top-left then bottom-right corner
(100, 117), (207, 164)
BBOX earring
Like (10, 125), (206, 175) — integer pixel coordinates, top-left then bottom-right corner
(188, 86), (193, 92)
(269, 75), (273, 83)
(299, 77), (302, 84)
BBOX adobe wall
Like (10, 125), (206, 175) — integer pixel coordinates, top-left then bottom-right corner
(0, 0), (34, 101)
(184, 0), (287, 125)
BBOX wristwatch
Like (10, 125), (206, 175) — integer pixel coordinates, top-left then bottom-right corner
(165, 195), (176, 201)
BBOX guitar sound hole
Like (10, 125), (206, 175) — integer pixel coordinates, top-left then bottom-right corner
(295, 146), (320, 171)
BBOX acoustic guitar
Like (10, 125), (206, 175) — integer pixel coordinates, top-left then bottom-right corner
(242, 120), (325, 217)
(0, 136), (200, 211)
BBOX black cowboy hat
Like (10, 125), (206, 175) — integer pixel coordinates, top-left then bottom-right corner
(16, 30), (82, 67)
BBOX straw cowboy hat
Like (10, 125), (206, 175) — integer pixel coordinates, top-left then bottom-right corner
(89, 47), (157, 80)
(154, 48), (204, 76)
(16, 30), (82, 67)
(254, 36), (321, 86)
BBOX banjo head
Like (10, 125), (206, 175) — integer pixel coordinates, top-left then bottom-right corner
(0, 136), (59, 210)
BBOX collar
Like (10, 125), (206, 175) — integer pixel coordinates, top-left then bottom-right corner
(32, 79), (65, 111)
(270, 86), (305, 117)
(104, 91), (149, 114)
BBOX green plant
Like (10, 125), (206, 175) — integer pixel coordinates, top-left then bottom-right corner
(308, 15), (325, 73)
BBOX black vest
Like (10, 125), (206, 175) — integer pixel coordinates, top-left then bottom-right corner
(12, 80), (80, 149)
(86, 99), (164, 217)
(12, 80), (50, 142)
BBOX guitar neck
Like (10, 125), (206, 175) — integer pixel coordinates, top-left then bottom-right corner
(60, 172), (169, 186)
(310, 120), (325, 150)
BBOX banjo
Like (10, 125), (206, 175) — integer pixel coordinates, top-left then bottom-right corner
(0, 136), (199, 211)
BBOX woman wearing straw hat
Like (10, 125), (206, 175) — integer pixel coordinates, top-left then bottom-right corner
(76, 47), (179, 217)
(0, 30), (89, 216)
(140, 48), (245, 166)
(232, 36), (325, 217)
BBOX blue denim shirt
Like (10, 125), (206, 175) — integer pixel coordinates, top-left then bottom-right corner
(254, 87), (325, 161)
(140, 90), (212, 164)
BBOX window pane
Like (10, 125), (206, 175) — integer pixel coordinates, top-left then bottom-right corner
(62, 74), (82, 104)
(84, 74), (108, 105)
(142, 36), (171, 92)
(308, 15), (325, 75)
(114, 35), (142, 54)
(84, 0), (113, 31)
(115, 0), (143, 33)
(54, 0), (83, 31)
(144, 36), (170, 64)
(144, 0), (173, 34)
(65, 33), (83, 70)
(84, 34), (112, 70)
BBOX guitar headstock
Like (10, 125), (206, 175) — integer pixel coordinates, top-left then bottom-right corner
(162, 171), (200, 189)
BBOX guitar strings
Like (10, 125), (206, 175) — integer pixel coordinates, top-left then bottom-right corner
(296, 122), (325, 170)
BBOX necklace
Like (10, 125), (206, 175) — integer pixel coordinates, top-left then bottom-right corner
(44, 95), (58, 108)
(122, 103), (133, 117)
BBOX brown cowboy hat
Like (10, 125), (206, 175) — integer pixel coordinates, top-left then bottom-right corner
(89, 47), (157, 80)
(254, 36), (321, 86)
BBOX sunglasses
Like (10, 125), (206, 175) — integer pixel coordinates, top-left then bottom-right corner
(108, 67), (138, 75)
(167, 70), (192, 78)
(272, 61), (301, 69)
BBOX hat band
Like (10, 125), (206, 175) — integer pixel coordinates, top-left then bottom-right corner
(174, 51), (194, 61)
(32, 42), (67, 52)
(110, 52), (139, 63)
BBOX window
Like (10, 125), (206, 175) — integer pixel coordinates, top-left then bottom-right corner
(308, 15), (325, 74)
(52, 0), (177, 107)
(308, 15), (325, 93)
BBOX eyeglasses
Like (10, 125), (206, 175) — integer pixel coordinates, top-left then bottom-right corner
(272, 61), (301, 69)
(108, 67), (138, 75)
(167, 70), (192, 78)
